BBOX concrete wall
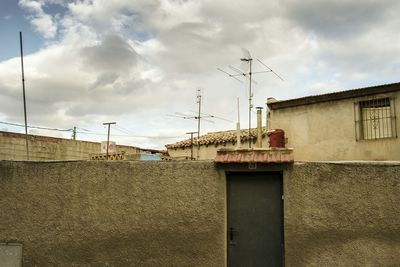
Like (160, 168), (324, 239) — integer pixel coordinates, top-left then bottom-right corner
(269, 91), (400, 161)
(0, 160), (399, 266)
(0, 160), (226, 266)
(284, 162), (400, 266)
(0, 131), (140, 161)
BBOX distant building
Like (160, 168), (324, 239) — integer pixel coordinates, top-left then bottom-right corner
(0, 131), (163, 161)
(166, 128), (266, 160)
(268, 82), (400, 161)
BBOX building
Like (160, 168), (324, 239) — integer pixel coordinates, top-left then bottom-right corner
(2, 83), (400, 265)
(0, 131), (163, 161)
(166, 128), (267, 160)
(167, 82), (400, 161)
(268, 82), (400, 161)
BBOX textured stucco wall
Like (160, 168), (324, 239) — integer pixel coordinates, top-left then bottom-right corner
(1, 160), (399, 266)
(269, 91), (400, 161)
(0, 132), (140, 160)
(0, 160), (226, 266)
(284, 162), (400, 266)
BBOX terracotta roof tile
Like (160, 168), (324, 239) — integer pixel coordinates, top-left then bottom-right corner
(166, 127), (265, 149)
(214, 148), (294, 163)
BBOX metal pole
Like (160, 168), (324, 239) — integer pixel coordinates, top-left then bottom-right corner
(19, 31), (29, 160)
(106, 125), (110, 159)
(236, 98), (241, 148)
(190, 134), (193, 160)
(256, 107), (263, 148)
(72, 126), (76, 140)
(103, 122), (116, 160)
(186, 131), (197, 160)
(248, 59), (253, 148)
(196, 89), (201, 159)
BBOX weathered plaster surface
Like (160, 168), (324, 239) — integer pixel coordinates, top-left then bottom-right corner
(0, 160), (225, 266)
(1, 160), (400, 266)
(269, 92), (400, 161)
(284, 162), (400, 266)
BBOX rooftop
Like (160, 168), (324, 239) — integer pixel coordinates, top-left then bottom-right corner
(267, 82), (400, 110)
(215, 148), (294, 164)
(165, 128), (266, 149)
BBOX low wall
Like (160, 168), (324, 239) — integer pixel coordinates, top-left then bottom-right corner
(0, 131), (140, 161)
(284, 162), (400, 266)
(0, 161), (226, 266)
(0, 160), (399, 266)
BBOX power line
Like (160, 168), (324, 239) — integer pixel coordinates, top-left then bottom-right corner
(0, 121), (72, 132)
(75, 131), (182, 139)
(0, 121), (183, 139)
(114, 125), (133, 135)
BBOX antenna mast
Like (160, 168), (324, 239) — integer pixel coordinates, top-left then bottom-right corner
(218, 48), (284, 148)
(19, 31), (29, 160)
(170, 89), (232, 158)
(240, 51), (253, 148)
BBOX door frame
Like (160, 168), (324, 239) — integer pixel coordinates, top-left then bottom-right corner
(225, 170), (285, 266)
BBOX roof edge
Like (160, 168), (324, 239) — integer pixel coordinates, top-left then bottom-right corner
(0, 130), (163, 152)
(268, 82), (400, 110)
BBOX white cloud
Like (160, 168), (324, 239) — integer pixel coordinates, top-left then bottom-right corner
(3, 0), (400, 149)
(19, 0), (58, 38)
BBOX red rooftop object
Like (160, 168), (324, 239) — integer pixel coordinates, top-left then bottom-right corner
(268, 129), (285, 148)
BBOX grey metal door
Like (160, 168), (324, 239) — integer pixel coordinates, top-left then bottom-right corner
(227, 172), (283, 267)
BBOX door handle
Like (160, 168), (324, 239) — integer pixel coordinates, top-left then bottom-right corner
(229, 227), (237, 245)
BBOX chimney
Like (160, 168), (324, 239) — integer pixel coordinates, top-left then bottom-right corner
(266, 97), (278, 130)
(236, 122), (241, 148)
(236, 97), (241, 149)
(256, 107), (263, 148)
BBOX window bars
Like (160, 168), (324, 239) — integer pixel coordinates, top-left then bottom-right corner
(355, 97), (397, 140)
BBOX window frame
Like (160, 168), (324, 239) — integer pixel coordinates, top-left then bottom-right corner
(354, 97), (397, 141)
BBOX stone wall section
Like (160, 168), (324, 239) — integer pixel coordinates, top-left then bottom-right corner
(0, 131), (140, 160)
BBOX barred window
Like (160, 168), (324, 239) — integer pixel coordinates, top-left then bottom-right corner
(354, 97), (397, 140)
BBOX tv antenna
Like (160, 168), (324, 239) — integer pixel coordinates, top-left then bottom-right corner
(218, 48), (283, 148)
(169, 89), (213, 159)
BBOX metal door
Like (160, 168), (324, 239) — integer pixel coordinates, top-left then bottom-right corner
(227, 172), (283, 266)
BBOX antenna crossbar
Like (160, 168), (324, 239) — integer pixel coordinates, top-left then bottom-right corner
(218, 49), (284, 148)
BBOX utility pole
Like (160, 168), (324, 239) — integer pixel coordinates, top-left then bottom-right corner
(72, 126), (77, 140)
(186, 131), (198, 160)
(103, 122), (116, 160)
(19, 31), (29, 160)
(196, 89), (201, 159)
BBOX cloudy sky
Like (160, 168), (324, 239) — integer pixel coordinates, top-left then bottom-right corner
(1, 0), (400, 149)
